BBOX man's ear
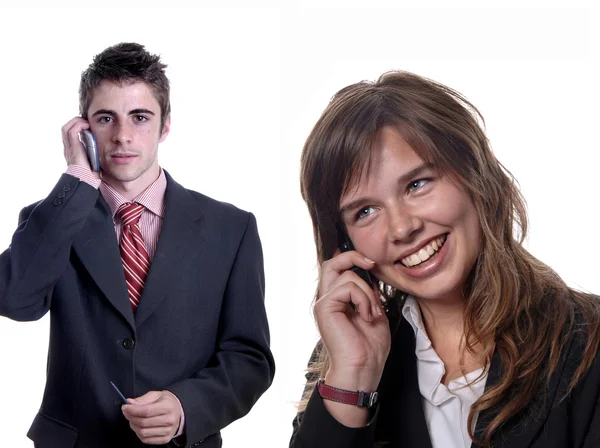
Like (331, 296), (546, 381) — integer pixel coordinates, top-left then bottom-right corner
(159, 115), (171, 143)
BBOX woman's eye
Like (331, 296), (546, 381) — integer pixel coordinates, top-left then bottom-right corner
(356, 206), (374, 220)
(408, 178), (429, 192)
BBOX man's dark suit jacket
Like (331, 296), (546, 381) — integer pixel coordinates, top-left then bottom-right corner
(0, 171), (275, 448)
(290, 305), (600, 448)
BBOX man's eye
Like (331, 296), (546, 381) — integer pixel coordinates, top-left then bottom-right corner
(135, 115), (148, 122)
(407, 178), (429, 192)
(99, 116), (113, 123)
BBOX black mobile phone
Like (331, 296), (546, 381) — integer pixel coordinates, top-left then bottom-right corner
(336, 223), (374, 289)
(78, 129), (100, 172)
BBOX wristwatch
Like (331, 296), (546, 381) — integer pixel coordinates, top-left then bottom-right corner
(317, 378), (379, 408)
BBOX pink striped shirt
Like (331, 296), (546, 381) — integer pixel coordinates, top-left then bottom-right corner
(65, 165), (185, 439)
(66, 165), (166, 260)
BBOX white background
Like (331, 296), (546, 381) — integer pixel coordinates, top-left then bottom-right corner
(1, 2), (599, 447)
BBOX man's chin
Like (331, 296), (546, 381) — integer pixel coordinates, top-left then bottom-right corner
(101, 164), (160, 187)
(100, 167), (144, 184)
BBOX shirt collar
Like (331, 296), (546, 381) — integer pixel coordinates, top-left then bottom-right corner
(99, 168), (167, 220)
(401, 295), (488, 403)
(402, 295), (428, 338)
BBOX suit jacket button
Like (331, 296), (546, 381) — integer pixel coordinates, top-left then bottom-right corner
(57, 191), (66, 198)
(122, 338), (135, 349)
(62, 185), (71, 191)
(52, 198), (62, 206)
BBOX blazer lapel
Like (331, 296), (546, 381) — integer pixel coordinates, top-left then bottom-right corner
(471, 349), (502, 448)
(377, 313), (433, 448)
(72, 195), (135, 330)
(133, 172), (206, 327)
(473, 347), (561, 448)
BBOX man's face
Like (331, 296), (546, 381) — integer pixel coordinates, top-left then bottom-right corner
(87, 81), (170, 194)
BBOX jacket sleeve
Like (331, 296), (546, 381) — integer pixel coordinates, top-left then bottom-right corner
(581, 394), (600, 448)
(289, 343), (378, 448)
(0, 174), (98, 321)
(165, 212), (275, 447)
(575, 329), (600, 448)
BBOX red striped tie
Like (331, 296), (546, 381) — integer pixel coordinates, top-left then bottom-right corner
(117, 202), (150, 312)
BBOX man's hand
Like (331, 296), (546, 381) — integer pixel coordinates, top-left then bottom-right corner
(122, 390), (183, 445)
(61, 117), (95, 171)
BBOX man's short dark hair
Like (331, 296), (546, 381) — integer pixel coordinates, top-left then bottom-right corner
(79, 42), (171, 131)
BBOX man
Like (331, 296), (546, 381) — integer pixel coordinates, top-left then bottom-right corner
(0, 42), (274, 447)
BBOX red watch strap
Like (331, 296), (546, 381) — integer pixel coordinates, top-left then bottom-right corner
(317, 379), (378, 408)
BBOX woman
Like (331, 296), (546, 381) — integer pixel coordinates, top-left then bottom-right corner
(289, 71), (600, 448)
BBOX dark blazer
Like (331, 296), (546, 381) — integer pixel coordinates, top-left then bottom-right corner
(0, 171), (275, 448)
(290, 307), (600, 448)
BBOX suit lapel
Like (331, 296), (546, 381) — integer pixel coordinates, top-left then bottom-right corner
(471, 349), (502, 448)
(377, 313), (433, 448)
(72, 195), (135, 330)
(473, 347), (561, 448)
(133, 172), (206, 327)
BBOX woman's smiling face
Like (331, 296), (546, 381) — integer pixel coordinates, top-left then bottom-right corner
(339, 126), (482, 304)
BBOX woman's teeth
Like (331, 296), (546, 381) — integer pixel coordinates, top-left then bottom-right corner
(401, 235), (447, 267)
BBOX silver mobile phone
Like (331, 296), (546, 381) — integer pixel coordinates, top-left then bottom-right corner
(78, 129), (100, 172)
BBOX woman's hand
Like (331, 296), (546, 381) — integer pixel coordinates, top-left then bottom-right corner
(315, 250), (391, 394)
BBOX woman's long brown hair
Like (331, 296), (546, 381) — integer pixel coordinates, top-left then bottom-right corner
(297, 71), (600, 446)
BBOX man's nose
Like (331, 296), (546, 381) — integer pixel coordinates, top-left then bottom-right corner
(112, 122), (133, 145)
